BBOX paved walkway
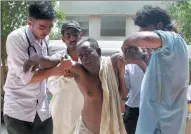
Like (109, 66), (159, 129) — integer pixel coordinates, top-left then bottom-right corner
(1, 123), (7, 134)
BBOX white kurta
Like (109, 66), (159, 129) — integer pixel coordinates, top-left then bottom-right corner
(47, 50), (84, 134)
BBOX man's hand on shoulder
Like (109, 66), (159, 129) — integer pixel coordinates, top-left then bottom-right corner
(111, 52), (127, 68)
(123, 46), (144, 63)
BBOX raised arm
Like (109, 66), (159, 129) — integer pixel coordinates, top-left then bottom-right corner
(111, 53), (128, 100)
(121, 31), (161, 54)
(23, 52), (65, 73)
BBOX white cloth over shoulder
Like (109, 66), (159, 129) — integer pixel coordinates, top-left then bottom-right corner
(99, 56), (126, 134)
(74, 56), (126, 134)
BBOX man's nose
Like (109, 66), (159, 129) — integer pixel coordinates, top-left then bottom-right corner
(70, 35), (76, 41)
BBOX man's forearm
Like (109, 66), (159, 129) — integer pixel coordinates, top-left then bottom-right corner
(122, 32), (161, 49)
(37, 55), (60, 69)
(26, 57), (79, 85)
(26, 67), (58, 85)
(120, 89), (128, 100)
(119, 67), (128, 99)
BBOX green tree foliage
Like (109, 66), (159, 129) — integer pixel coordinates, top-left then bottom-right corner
(167, 1), (191, 44)
(167, 1), (191, 84)
(49, 1), (65, 40)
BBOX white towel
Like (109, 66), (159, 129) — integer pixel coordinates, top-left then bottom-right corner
(99, 56), (126, 134)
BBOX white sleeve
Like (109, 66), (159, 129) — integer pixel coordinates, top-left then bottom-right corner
(6, 31), (34, 85)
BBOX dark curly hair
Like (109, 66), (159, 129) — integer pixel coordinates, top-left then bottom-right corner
(134, 5), (173, 31)
(28, 1), (55, 20)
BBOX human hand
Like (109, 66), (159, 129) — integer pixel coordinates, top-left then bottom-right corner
(63, 70), (75, 78)
(123, 46), (144, 63)
(54, 54), (75, 74)
(59, 57), (73, 70)
(23, 54), (41, 73)
(54, 70), (75, 79)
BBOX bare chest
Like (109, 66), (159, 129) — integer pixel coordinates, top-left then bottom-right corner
(75, 72), (102, 97)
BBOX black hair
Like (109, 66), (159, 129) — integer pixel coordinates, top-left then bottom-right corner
(77, 38), (100, 50)
(125, 46), (144, 60)
(134, 5), (172, 30)
(28, 1), (55, 20)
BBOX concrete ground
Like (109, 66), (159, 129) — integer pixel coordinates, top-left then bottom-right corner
(1, 123), (7, 134)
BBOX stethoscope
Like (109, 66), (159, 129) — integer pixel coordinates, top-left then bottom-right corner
(24, 29), (49, 57)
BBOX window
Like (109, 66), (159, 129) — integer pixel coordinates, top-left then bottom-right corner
(65, 16), (89, 36)
(101, 16), (126, 36)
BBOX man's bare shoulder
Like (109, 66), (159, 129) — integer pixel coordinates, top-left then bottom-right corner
(110, 52), (124, 65)
(72, 62), (84, 76)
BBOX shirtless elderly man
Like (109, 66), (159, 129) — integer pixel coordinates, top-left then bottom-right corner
(68, 38), (128, 134)
(23, 38), (127, 134)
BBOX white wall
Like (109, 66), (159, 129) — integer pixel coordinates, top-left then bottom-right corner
(65, 15), (139, 41)
(89, 15), (100, 39)
(126, 16), (139, 37)
(59, 1), (167, 15)
(60, 1), (168, 40)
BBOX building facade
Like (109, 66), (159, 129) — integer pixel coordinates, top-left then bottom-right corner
(59, 1), (168, 41)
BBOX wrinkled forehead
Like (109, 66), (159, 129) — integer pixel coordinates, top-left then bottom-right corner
(76, 41), (92, 53)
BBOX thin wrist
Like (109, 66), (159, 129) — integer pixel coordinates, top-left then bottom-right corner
(50, 67), (58, 76)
